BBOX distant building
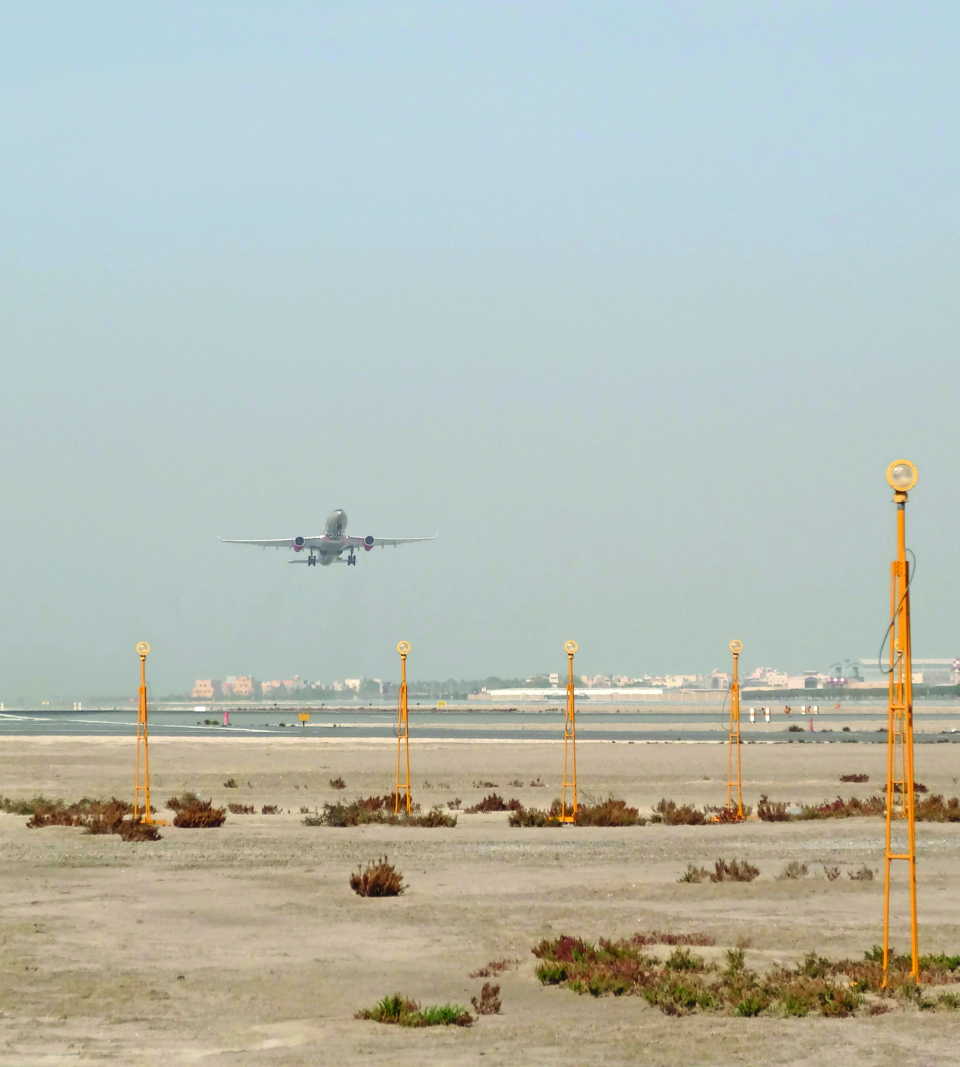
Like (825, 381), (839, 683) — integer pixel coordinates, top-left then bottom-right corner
(664, 674), (699, 689)
(262, 680), (285, 696)
(344, 679), (361, 691)
(232, 676), (254, 696)
(192, 679), (216, 700)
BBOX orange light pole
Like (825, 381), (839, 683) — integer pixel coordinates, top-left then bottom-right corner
(133, 642), (166, 826)
(560, 640), (578, 823)
(395, 641), (412, 815)
(882, 460), (920, 987)
(726, 639), (744, 820)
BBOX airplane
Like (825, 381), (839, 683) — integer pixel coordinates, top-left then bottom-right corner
(221, 509), (436, 567)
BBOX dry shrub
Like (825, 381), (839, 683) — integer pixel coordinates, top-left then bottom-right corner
(575, 797), (646, 826)
(711, 858), (759, 883)
(470, 958), (521, 978)
(651, 799), (707, 826)
(228, 803), (254, 814)
(315, 796), (455, 828)
(447, 797), (462, 810)
(261, 805), (280, 814)
(640, 931), (715, 946)
(884, 781), (928, 794)
(510, 797), (644, 828)
(840, 774), (869, 783)
(799, 796), (885, 819)
(350, 855), (405, 897)
(465, 793), (523, 813)
(532, 937), (960, 1016)
(777, 861), (809, 881)
(915, 795), (960, 822)
(678, 864), (710, 883)
(223, 778), (238, 788)
(82, 799), (131, 835)
(472, 780), (498, 789)
(356, 993), (472, 1027)
(757, 795), (791, 822)
(172, 798), (227, 828)
(19, 796), (160, 841)
(508, 804), (561, 828)
(116, 820), (162, 841)
(848, 865), (874, 881)
(329, 777), (346, 790)
(529, 777), (545, 788)
(166, 792), (202, 812)
(824, 865), (842, 881)
(471, 983), (501, 1015)
(508, 778), (525, 788)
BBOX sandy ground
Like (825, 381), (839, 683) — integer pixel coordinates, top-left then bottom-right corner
(2, 736), (960, 1066)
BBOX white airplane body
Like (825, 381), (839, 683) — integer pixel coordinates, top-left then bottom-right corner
(221, 509), (435, 567)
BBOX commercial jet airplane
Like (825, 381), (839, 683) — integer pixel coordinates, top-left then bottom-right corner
(221, 509), (435, 567)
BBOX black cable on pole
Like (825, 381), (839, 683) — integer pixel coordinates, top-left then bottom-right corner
(878, 548), (917, 676)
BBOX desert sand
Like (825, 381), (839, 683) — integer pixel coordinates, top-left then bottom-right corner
(2, 736), (960, 1066)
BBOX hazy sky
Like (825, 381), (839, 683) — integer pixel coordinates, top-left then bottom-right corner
(2, 1), (959, 699)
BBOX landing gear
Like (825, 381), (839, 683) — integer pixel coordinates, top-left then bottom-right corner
(347, 551), (357, 566)
(307, 554), (317, 567)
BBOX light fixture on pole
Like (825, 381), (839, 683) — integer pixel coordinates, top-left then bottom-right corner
(133, 642), (166, 826)
(560, 640), (579, 823)
(395, 641), (412, 815)
(882, 460), (920, 987)
(726, 639), (744, 821)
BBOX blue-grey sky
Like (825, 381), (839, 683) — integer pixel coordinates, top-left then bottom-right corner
(1, 1), (959, 699)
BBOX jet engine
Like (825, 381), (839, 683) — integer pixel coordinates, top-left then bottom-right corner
(292, 536), (305, 552)
(363, 535), (375, 551)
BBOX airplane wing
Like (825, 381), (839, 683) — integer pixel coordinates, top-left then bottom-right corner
(370, 536), (437, 547)
(219, 536), (326, 549)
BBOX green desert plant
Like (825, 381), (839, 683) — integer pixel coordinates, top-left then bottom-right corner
(777, 861), (809, 881)
(356, 994), (472, 1027)
(350, 855), (406, 897)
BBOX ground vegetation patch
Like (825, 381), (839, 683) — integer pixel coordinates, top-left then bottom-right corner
(356, 994), (472, 1027)
(508, 797), (644, 827)
(307, 795), (457, 827)
(532, 935), (960, 1016)
(350, 855), (405, 897)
